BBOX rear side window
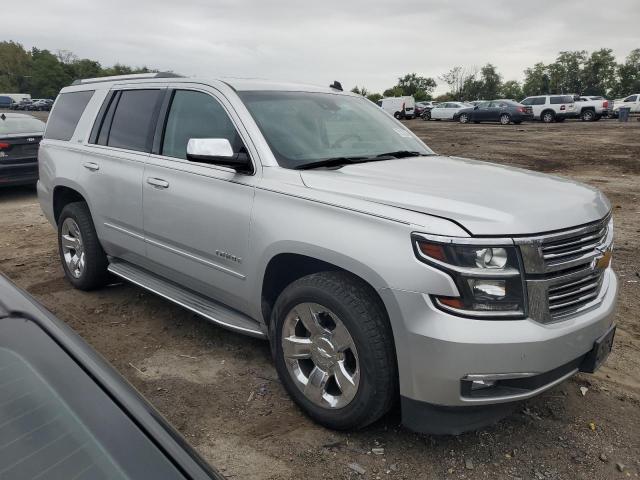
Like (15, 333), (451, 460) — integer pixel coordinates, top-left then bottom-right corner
(550, 96), (573, 104)
(44, 91), (94, 141)
(162, 90), (242, 159)
(105, 89), (162, 152)
(531, 97), (546, 105)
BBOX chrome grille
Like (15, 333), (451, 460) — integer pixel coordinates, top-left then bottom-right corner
(516, 214), (613, 323)
(547, 269), (605, 319)
(541, 224), (608, 268)
(516, 214), (612, 274)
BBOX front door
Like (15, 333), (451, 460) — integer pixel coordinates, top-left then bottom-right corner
(142, 87), (256, 312)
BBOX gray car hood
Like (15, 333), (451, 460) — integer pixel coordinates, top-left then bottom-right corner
(300, 156), (610, 236)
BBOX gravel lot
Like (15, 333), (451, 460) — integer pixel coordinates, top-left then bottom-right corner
(1, 111), (639, 479)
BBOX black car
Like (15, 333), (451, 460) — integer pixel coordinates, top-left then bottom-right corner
(0, 113), (46, 186)
(455, 99), (533, 125)
(0, 274), (224, 480)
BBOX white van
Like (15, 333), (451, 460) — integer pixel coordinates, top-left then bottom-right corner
(376, 96), (415, 119)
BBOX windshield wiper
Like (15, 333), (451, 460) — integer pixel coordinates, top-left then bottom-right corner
(295, 156), (371, 170)
(375, 150), (430, 159)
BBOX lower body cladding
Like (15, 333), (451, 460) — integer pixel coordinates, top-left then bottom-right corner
(381, 269), (618, 435)
(0, 161), (38, 187)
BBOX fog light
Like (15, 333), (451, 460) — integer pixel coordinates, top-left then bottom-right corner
(468, 279), (506, 299)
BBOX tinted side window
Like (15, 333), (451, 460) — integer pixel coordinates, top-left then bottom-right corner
(532, 97), (546, 105)
(44, 91), (94, 141)
(624, 95), (637, 102)
(162, 90), (242, 159)
(520, 98), (532, 105)
(107, 89), (161, 152)
(550, 96), (573, 104)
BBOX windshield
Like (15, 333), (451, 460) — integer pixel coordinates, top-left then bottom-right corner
(238, 91), (433, 169)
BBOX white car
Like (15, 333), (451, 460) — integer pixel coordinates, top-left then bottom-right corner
(520, 95), (577, 123)
(612, 94), (640, 115)
(428, 102), (473, 120)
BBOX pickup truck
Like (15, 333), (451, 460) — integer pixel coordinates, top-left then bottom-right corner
(38, 73), (618, 435)
(612, 94), (640, 116)
(574, 96), (610, 121)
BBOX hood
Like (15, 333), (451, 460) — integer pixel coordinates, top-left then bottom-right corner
(300, 156), (610, 236)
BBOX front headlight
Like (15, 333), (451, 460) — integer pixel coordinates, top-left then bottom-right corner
(412, 234), (526, 319)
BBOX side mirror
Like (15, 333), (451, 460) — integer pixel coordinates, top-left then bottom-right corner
(186, 138), (252, 173)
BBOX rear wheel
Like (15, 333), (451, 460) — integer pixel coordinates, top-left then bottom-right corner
(541, 111), (555, 123)
(581, 109), (595, 121)
(422, 111), (431, 120)
(459, 113), (470, 124)
(271, 272), (397, 430)
(499, 113), (511, 125)
(393, 111), (401, 119)
(58, 202), (109, 290)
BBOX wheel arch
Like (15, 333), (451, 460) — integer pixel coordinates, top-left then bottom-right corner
(258, 245), (390, 327)
(53, 183), (90, 225)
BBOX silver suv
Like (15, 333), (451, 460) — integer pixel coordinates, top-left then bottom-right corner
(38, 73), (618, 435)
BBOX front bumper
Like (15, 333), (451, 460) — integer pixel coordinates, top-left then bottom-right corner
(381, 268), (618, 433)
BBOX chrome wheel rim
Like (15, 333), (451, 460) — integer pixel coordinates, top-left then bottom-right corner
(500, 114), (510, 124)
(543, 113), (553, 122)
(61, 218), (85, 278)
(282, 302), (360, 409)
(460, 114), (469, 123)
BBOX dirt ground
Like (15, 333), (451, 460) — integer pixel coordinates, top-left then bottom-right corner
(1, 111), (639, 479)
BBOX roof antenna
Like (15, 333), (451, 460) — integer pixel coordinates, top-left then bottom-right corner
(329, 81), (343, 91)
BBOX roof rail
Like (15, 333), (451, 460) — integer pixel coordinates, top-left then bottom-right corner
(71, 72), (183, 86)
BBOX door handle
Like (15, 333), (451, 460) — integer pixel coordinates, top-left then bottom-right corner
(147, 177), (169, 189)
(83, 162), (100, 171)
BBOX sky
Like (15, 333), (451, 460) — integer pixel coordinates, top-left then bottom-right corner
(6, 0), (640, 95)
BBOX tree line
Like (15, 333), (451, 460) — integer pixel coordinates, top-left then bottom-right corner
(353, 48), (640, 103)
(1, 40), (638, 102)
(0, 41), (155, 98)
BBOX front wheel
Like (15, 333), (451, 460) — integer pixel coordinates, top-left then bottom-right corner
(459, 113), (470, 124)
(393, 111), (401, 119)
(271, 272), (397, 430)
(499, 113), (511, 125)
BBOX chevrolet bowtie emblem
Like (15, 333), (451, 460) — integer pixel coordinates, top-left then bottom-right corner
(595, 250), (612, 270)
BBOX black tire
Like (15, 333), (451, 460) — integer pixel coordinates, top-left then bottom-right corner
(58, 202), (109, 290)
(393, 112), (401, 119)
(499, 113), (512, 125)
(423, 111), (431, 120)
(581, 109), (595, 121)
(270, 271), (397, 431)
(459, 113), (470, 124)
(541, 110), (555, 123)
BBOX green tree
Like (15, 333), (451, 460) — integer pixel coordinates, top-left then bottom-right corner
(522, 62), (549, 96)
(439, 66), (477, 99)
(366, 93), (383, 103)
(350, 85), (370, 97)
(383, 86), (404, 97)
(30, 48), (71, 98)
(0, 41), (32, 92)
(477, 63), (502, 99)
(581, 48), (617, 95)
(500, 80), (523, 100)
(613, 49), (640, 97)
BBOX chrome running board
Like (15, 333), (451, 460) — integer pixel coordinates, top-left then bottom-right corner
(108, 260), (266, 339)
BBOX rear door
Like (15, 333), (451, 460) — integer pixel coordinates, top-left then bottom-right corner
(142, 85), (257, 312)
(82, 86), (164, 263)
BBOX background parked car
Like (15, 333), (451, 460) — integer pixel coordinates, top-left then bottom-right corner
(427, 101), (473, 120)
(0, 112), (46, 186)
(377, 96), (416, 119)
(10, 98), (34, 111)
(414, 101), (435, 118)
(575, 96), (610, 121)
(28, 98), (53, 111)
(612, 94), (640, 116)
(520, 95), (577, 123)
(456, 99), (533, 125)
(0, 95), (15, 109)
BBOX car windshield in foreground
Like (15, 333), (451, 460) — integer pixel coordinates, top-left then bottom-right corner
(237, 91), (433, 169)
(0, 114), (46, 137)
